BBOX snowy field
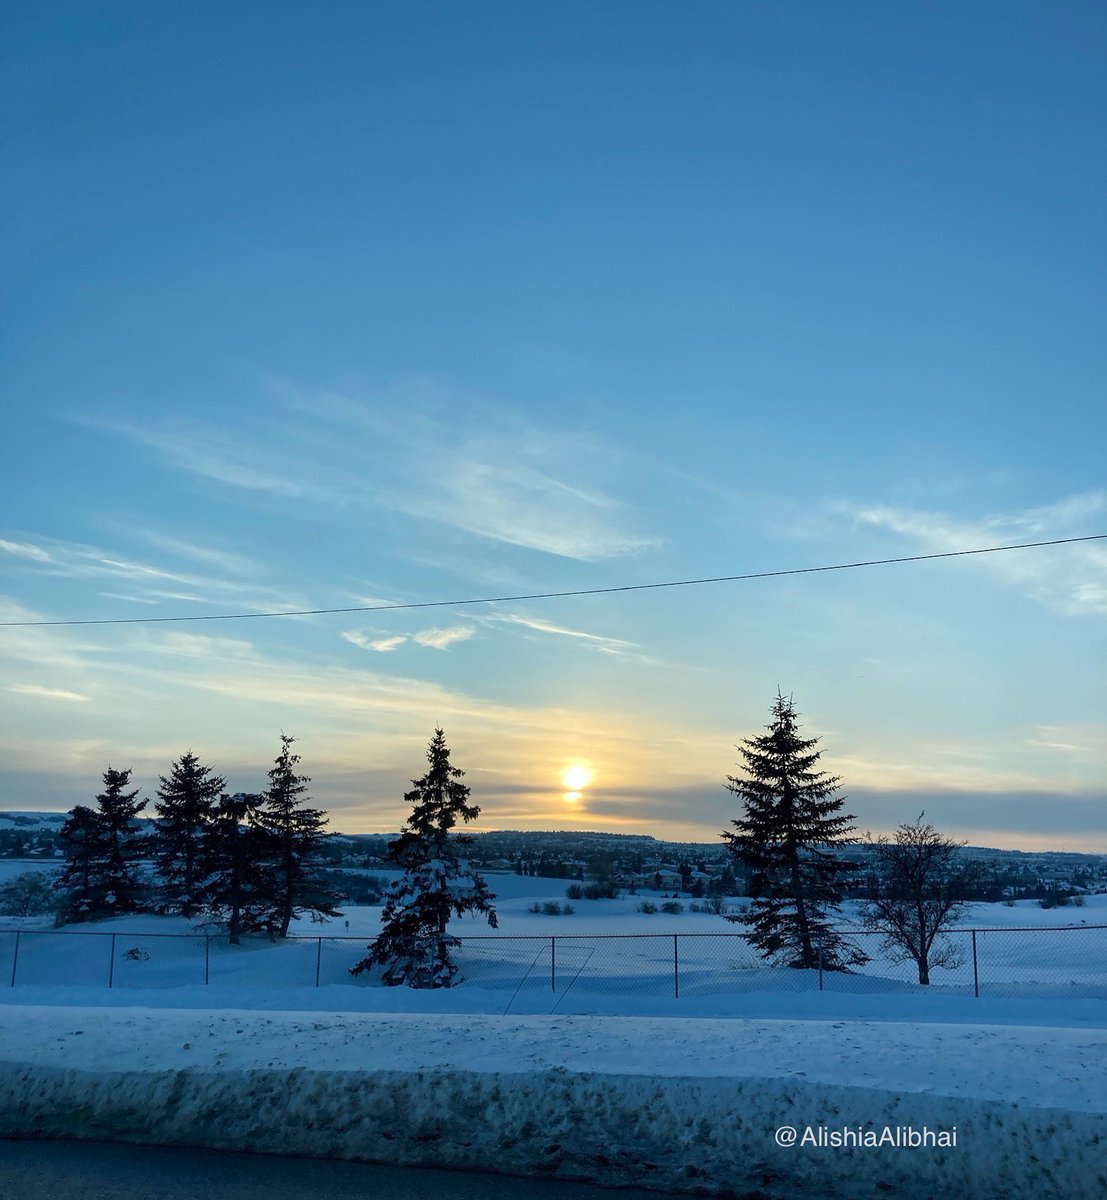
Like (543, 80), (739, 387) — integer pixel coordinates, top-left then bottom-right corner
(2, 868), (1105, 1012)
(2, 868), (1105, 1196)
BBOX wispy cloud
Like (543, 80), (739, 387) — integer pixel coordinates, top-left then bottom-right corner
(834, 491), (1107, 615)
(90, 385), (661, 562)
(484, 611), (637, 656)
(0, 540), (53, 563)
(412, 625), (474, 650)
(0, 532), (309, 613)
(342, 631), (408, 653)
(8, 683), (90, 703)
(1026, 724), (1106, 762)
(341, 625), (475, 652)
(136, 532), (258, 577)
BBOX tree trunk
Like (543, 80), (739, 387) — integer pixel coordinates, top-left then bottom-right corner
(918, 959), (930, 985)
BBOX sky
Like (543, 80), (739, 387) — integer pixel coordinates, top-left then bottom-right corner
(1, 1), (1105, 850)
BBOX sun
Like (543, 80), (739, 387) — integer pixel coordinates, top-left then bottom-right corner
(562, 763), (592, 792)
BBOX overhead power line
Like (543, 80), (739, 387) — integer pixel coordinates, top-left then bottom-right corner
(2, 533), (1104, 629)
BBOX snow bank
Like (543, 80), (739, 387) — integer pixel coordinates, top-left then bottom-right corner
(1, 1007), (1104, 1198)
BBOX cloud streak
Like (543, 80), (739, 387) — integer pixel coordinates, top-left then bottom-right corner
(836, 491), (1107, 615)
(341, 626), (475, 653)
(482, 611), (638, 656)
(8, 683), (90, 703)
(90, 386), (661, 562)
(0, 532), (310, 614)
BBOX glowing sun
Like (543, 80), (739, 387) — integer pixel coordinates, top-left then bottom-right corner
(562, 764), (592, 792)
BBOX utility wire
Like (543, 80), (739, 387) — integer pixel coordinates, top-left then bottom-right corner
(2, 533), (1104, 628)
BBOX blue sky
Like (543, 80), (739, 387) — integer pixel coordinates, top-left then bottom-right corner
(2, 1), (1105, 847)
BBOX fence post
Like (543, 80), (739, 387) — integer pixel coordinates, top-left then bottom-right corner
(972, 930), (979, 998)
(315, 937), (323, 987)
(108, 933), (116, 989)
(673, 933), (679, 999)
(551, 936), (556, 993)
(205, 936), (210, 986)
(817, 931), (824, 992)
(9, 931), (20, 988)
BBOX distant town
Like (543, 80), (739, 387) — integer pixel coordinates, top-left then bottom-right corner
(3, 811), (1105, 905)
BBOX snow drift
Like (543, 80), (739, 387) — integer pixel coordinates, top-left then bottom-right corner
(1, 1007), (1104, 1199)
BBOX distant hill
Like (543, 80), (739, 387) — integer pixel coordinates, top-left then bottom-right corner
(3, 813), (1104, 869)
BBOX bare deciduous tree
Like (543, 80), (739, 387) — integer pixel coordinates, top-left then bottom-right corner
(861, 815), (984, 985)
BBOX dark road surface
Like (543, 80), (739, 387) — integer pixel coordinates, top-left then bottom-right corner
(0, 1139), (700, 1200)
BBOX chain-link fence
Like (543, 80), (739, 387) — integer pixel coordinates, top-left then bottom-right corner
(2, 924), (1104, 1002)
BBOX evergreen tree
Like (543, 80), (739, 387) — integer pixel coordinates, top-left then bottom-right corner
(351, 727), (497, 987)
(153, 751), (225, 917)
(253, 734), (341, 937)
(57, 768), (148, 921)
(199, 791), (271, 944)
(55, 805), (103, 922)
(722, 693), (866, 970)
(92, 766), (148, 914)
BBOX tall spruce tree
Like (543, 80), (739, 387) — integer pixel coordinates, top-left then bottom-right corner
(351, 727), (497, 987)
(722, 693), (866, 970)
(253, 734), (341, 937)
(199, 791), (271, 944)
(57, 767), (148, 921)
(154, 751), (224, 917)
(55, 804), (105, 923)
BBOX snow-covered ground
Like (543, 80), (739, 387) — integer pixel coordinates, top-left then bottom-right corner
(1, 1006), (1103, 1198)
(3, 877), (1105, 1009)
(2, 872), (1105, 1196)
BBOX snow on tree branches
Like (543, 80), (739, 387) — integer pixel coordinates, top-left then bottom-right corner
(351, 727), (497, 988)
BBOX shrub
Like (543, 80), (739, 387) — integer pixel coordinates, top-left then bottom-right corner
(661, 900), (684, 914)
(562, 903), (575, 915)
(528, 902), (542, 913)
(637, 900), (657, 914)
(583, 882), (617, 900)
(565, 884), (584, 900)
(541, 901), (562, 915)
(0, 871), (55, 917)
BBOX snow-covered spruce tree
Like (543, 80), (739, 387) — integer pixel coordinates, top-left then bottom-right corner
(351, 727), (497, 987)
(252, 734), (341, 937)
(57, 768), (148, 921)
(198, 791), (272, 944)
(860, 815), (986, 985)
(722, 694), (866, 970)
(55, 804), (104, 923)
(153, 751), (225, 917)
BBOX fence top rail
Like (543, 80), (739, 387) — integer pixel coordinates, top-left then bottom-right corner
(3, 923), (1106, 940)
